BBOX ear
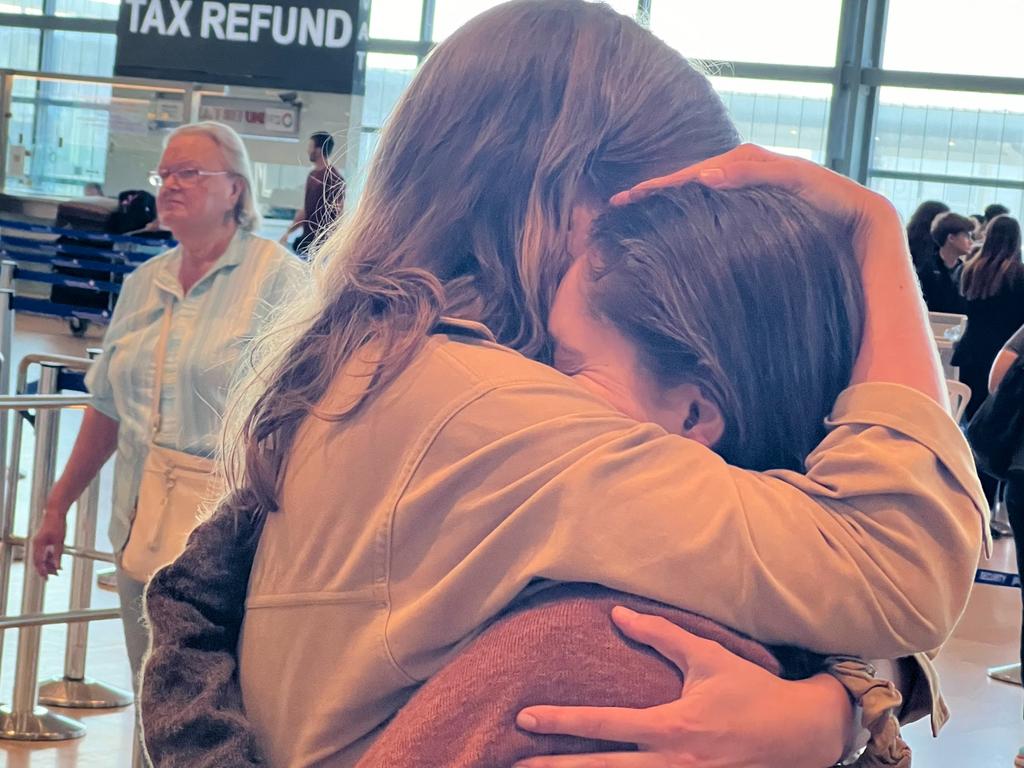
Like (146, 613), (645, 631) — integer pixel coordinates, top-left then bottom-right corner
(669, 383), (725, 448)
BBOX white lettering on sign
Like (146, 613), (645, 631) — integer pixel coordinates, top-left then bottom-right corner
(125, 0), (148, 32)
(249, 3), (271, 41)
(200, 1), (226, 38)
(226, 2), (249, 41)
(128, 0), (355, 49)
(298, 7), (324, 47)
(325, 9), (351, 48)
(140, 0), (167, 34)
(271, 6), (297, 44)
(167, 0), (192, 36)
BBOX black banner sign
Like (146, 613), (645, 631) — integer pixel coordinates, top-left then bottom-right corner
(115, 0), (369, 95)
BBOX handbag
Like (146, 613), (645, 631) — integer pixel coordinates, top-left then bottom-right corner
(120, 297), (223, 582)
(966, 355), (1024, 480)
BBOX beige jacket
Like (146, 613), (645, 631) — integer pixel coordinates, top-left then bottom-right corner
(238, 322), (988, 767)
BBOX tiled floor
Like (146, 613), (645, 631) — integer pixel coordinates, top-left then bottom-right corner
(0, 315), (1020, 767)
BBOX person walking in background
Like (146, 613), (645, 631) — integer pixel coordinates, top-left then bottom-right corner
(281, 131), (346, 255)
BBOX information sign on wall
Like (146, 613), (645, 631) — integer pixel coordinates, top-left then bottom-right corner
(197, 95), (301, 138)
(114, 0), (369, 95)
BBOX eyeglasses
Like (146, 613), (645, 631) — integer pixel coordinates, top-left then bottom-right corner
(148, 168), (232, 188)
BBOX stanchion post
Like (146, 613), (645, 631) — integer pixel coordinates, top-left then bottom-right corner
(38, 468), (131, 707)
(0, 364), (85, 740)
(85, 348), (118, 596)
(0, 275), (15, 570)
(0, 281), (15, 678)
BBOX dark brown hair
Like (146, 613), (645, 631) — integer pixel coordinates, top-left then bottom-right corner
(930, 211), (973, 247)
(961, 215), (1024, 300)
(906, 200), (948, 270)
(586, 185), (864, 472)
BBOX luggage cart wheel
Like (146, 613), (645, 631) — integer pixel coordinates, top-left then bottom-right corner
(68, 317), (90, 338)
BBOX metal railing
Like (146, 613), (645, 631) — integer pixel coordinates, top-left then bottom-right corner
(0, 357), (128, 740)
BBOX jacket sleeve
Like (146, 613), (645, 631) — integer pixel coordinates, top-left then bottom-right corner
(140, 498), (266, 767)
(400, 381), (988, 660)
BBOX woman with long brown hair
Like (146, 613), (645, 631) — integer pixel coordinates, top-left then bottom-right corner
(955, 214), (1024, 419)
(140, 3), (985, 766)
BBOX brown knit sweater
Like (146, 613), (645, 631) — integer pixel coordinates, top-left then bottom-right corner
(356, 584), (782, 767)
(142, 500), (908, 767)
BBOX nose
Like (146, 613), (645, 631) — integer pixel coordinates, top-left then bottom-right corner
(162, 173), (185, 191)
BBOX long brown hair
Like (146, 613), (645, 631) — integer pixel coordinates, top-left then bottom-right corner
(961, 215), (1024, 300)
(587, 185), (864, 472)
(226, 0), (740, 516)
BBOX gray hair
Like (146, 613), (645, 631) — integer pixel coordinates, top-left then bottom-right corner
(166, 121), (262, 232)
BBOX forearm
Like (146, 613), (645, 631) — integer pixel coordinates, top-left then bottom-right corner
(46, 406), (118, 515)
(851, 204), (947, 407)
(141, 497), (264, 767)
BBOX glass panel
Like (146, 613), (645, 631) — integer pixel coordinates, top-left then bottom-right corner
(871, 87), (1024, 181)
(52, 0), (120, 20)
(0, 26), (40, 70)
(710, 78), (831, 163)
(4, 74), (182, 200)
(43, 31), (117, 78)
(649, 0), (842, 66)
(0, 0), (42, 14)
(369, 0), (423, 41)
(431, 0), (507, 41)
(869, 177), (1024, 224)
(432, 0), (638, 42)
(362, 52), (418, 129)
(883, 0), (1024, 78)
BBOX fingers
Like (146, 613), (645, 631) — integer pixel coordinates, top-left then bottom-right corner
(516, 704), (668, 745)
(31, 538), (61, 579)
(513, 752), (674, 768)
(610, 606), (725, 678)
(610, 144), (778, 205)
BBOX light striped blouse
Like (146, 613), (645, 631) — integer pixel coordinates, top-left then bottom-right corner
(85, 232), (304, 551)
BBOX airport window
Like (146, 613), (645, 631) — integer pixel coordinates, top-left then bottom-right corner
(648, 0), (843, 67)
(883, 0), (1024, 79)
(369, 0), (423, 41)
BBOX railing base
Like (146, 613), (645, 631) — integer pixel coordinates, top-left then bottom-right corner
(0, 705), (86, 740)
(38, 676), (133, 709)
(987, 662), (1022, 686)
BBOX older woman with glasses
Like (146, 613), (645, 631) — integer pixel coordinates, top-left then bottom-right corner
(30, 120), (303, 767)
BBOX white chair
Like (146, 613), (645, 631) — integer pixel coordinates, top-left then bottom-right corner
(929, 311), (968, 342)
(946, 379), (972, 422)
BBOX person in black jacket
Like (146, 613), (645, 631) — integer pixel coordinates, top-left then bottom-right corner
(921, 211), (973, 313)
(954, 215), (1024, 420)
(987, 323), (1024, 673)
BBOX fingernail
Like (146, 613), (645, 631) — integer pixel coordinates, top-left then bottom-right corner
(516, 712), (538, 730)
(612, 605), (638, 619)
(609, 191), (630, 206)
(698, 168), (725, 183)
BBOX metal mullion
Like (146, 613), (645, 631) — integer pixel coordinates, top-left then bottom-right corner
(712, 62), (836, 84)
(864, 68), (1024, 96)
(825, 0), (887, 182)
(366, 38), (432, 57)
(419, 0), (435, 45)
(867, 168), (1024, 192)
(0, 13), (115, 33)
